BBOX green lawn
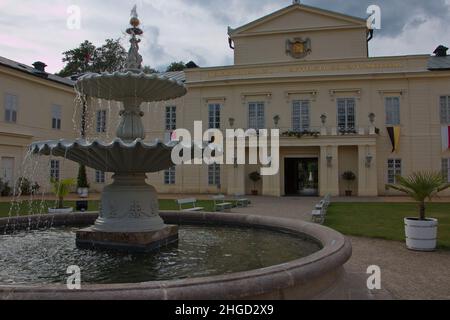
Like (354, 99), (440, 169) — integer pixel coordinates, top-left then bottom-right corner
(0, 199), (216, 218)
(325, 203), (450, 250)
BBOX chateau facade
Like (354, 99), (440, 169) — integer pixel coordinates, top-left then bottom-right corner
(1, 3), (450, 197)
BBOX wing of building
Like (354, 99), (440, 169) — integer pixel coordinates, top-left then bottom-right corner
(1, 2), (450, 197)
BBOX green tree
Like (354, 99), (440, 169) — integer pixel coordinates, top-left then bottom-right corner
(387, 171), (450, 220)
(57, 39), (127, 77)
(142, 65), (158, 74)
(166, 61), (186, 72)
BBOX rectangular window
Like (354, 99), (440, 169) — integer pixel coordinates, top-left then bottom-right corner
(50, 160), (60, 181)
(292, 100), (310, 132)
(95, 170), (105, 184)
(337, 98), (356, 130)
(440, 96), (450, 124)
(208, 164), (221, 186)
(164, 167), (176, 185)
(4, 94), (18, 123)
(387, 159), (402, 184)
(385, 97), (401, 125)
(443, 159), (450, 183)
(96, 110), (107, 133)
(51, 104), (62, 130)
(208, 104), (221, 129)
(248, 102), (265, 130)
(165, 106), (177, 131)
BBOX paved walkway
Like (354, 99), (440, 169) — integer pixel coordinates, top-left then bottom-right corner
(233, 196), (450, 300)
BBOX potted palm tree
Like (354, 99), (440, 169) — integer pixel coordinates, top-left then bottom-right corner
(77, 165), (90, 198)
(387, 171), (450, 251)
(249, 171), (261, 196)
(342, 171), (356, 197)
(48, 178), (76, 214)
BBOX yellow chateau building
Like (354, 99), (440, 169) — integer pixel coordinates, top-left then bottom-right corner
(1, 2), (450, 197)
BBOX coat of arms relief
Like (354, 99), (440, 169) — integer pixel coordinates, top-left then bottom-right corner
(286, 37), (312, 59)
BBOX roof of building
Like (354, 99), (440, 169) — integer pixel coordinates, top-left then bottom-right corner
(0, 56), (75, 87)
(160, 71), (186, 83)
(428, 56), (450, 71)
(228, 2), (367, 36)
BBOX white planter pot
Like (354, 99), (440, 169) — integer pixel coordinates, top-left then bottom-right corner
(48, 207), (74, 214)
(77, 188), (89, 198)
(404, 218), (438, 252)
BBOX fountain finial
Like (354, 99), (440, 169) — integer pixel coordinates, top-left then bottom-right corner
(125, 5), (143, 71)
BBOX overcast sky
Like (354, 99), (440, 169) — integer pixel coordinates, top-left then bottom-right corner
(0, 0), (449, 74)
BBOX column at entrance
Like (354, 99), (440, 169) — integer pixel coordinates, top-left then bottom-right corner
(226, 164), (246, 195)
(319, 146), (339, 196)
(262, 170), (281, 197)
(357, 145), (378, 196)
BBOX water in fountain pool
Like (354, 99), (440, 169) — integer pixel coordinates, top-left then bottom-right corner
(0, 225), (321, 285)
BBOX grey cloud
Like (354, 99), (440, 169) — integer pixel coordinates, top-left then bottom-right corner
(304, 0), (450, 36)
(184, 0), (450, 37)
(142, 25), (174, 67)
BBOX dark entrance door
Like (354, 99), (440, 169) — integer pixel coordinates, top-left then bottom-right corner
(284, 158), (319, 196)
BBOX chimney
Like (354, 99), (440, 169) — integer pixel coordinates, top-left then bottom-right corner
(433, 45), (448, 57)
(32, 61), (47, 72)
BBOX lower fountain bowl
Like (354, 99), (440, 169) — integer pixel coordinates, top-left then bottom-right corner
(0, 212), (352, 300)
(76, 225), (179, 253)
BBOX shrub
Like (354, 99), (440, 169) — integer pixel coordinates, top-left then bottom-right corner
(249, 171), (261, 190)
(16, 177), (41, 196)
(387, 171), (450, 220)
(77, 165), (90, 189)
(51, 178), (76, 209)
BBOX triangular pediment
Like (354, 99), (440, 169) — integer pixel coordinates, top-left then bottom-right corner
(229, 4), (367, 36)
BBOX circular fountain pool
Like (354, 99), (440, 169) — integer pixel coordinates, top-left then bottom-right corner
(0, 212), (352, 300)
(0, 225), (320, 285)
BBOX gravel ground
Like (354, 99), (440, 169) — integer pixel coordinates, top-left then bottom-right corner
(345, 236), (450, 300)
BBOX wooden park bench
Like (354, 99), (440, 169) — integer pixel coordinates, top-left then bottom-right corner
(231, 193), (251, 208)
(176, 198), (204, 212)
(212, 195), (233, 212)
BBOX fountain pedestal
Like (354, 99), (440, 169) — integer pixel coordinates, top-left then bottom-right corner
(31, 6), (188, 253)
(76, 173), (179, 252)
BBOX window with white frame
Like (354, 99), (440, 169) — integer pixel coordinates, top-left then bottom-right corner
(208, 103), (221, 129)
(387, 159), (402, 184)
(96, 110), (107, 133)
(208, 164), (221, 186)
(248, 102), (265, 130)
(165, 106), (177, 131)
(51, 104), (62, 130)
(50, 160), (60, 181)
(337, 98), (356, 130)
(292, 100), (310, 132)
(95, 170), (105, 184)
(164, 167), (176, 185)
(440, 96), (450, 124)
(385, 97), (401, 125)
(443, 159), (450, 183)
(4, 93), (18, 123)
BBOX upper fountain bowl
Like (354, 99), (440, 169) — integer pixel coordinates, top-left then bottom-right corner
(75, 71), (187, 103)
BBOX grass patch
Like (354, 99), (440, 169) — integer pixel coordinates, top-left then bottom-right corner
(0, 199), (217, 218)
(324, 203), (450, 250)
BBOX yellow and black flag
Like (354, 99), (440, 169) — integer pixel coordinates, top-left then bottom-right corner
(387, 126), (401, 153)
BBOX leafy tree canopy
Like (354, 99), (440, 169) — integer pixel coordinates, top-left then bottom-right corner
(57, 39), (127, 77)
(166, 61), (186, 72)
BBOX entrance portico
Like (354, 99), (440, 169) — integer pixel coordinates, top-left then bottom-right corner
(259, 132), (379, 197)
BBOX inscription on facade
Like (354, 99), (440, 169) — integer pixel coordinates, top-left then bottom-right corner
(206, 62), (404, 79)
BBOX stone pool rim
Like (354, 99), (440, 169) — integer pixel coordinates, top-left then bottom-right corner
(0, 212), (352, 300)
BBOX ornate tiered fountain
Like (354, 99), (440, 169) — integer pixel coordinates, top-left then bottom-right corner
(0, 7), (354, 299)
(31, 7), (186, 252)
